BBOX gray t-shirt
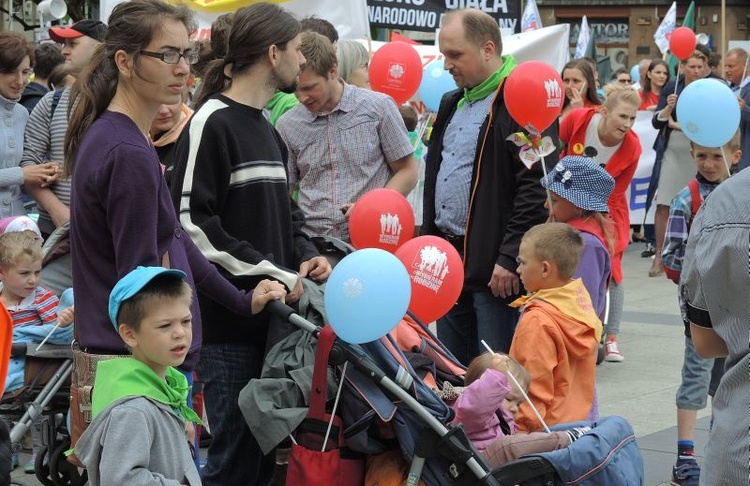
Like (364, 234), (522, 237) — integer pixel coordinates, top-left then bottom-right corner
(681, 168), (750, 486)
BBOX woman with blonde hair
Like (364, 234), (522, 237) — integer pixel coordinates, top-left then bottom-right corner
(337, 39), (370, 88)
(559, 86), (642, 362)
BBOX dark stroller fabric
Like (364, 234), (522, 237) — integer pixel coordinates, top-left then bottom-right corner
(0, 419), (9, 486)
(341, 335), (459, 485)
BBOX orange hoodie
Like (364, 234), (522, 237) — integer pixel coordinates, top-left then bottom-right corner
(508, 278), (602, 432)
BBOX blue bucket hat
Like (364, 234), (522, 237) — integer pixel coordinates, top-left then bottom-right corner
(541, 155), (615, 213)
(108, 266), (186, 329)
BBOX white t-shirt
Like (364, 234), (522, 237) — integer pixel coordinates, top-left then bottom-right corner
(584, 113), (622, 166)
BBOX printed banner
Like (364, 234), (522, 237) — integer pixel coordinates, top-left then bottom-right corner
(627, 111), (659, 225)
(365, 24), (571, 114)
(100, 0), (370, 40)
(367, 0), (522, 34)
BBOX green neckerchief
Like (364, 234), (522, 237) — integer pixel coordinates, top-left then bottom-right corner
(92, 357), (201, 424)
(457, 54), (518, 109)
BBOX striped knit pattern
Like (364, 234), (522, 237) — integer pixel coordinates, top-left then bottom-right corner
(4, 286), (58, 328)
(20, 88), (72, 235)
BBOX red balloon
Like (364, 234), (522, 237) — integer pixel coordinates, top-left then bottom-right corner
(369, 42), (423, 105)
(669, 27), (697, 61)
(395, 236), (464, 323)
(349, 188), (415, 253)
(504, 61), (564, 134)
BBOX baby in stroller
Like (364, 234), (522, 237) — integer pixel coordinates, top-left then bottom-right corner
(453, 352), (591, 469)
(0, 231), (74, 472)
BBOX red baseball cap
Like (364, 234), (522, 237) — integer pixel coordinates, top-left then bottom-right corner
(49, 19), (107, 44)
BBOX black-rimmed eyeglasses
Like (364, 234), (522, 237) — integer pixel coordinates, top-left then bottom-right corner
(140, 50), (200, 65)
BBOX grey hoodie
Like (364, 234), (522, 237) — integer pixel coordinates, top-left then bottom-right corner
(75, 396), (200, 485)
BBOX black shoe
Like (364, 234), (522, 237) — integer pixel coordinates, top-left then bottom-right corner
(641, 243), (655, 258)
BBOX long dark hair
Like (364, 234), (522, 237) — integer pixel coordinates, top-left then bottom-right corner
(193, 2), (300, 110)
(64, 0), (195, 177)
(641, 59), (670, 96)
(562, 59), (601, 109)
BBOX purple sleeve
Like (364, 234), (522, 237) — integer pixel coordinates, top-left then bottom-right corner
(573, 234), (610, 321)
(452, 369), (511, 435)
(183, 233), (253, 316)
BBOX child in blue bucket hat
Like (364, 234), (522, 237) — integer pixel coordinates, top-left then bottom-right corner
(541, 155), (617, 361)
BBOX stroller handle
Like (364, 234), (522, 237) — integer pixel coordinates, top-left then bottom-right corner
(264, 299), (501, 486)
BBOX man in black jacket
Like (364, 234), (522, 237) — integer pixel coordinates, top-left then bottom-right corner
(422, 8), (558, 364)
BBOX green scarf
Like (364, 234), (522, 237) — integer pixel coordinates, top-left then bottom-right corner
(457, 54), (518, 109)
(92, 357), (202, 424)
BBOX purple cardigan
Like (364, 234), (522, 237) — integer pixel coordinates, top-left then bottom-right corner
(573, 232), (611, 322)
(452, 369), (517, 452)
(70, 112), (252, 370)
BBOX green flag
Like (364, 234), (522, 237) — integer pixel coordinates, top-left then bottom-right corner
(668, 1), (696, 77)
(585, 22), (598, 61)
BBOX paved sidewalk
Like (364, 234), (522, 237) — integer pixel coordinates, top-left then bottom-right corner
(11, 243), (710, 485)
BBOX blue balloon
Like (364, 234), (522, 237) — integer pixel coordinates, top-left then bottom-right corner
(676, 78), (741, 147)
(324, 248), (411, 344)
(630, 65), (640, 84)
(418, 60), (458, 113)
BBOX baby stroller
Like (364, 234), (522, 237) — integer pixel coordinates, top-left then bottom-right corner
(1, 341), (85, 486)
(244, 300), (644, 485)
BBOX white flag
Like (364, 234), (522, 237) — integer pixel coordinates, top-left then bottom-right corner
(521, 0), (542, 33)
(654, 2), (677, 55)
(574, 16), (590, 59)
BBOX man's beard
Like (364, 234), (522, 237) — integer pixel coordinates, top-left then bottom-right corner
(271, 69), (298, 94)
(279, 80), (298, 94)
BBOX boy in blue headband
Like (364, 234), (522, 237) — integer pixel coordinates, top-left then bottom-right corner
(74, 266), (284, 484)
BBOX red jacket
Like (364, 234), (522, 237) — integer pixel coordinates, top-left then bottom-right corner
(560, 108), (641, 283)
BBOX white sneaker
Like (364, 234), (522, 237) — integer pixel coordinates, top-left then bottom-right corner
(605, 339), (624, 362)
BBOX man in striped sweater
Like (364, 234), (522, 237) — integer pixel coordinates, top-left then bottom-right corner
(20, 19), (106, 239)
(169, 4), (331, 485)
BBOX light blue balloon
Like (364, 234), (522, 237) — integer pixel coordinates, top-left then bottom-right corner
(676, 78), (741, 148)
(324, 248), (411, 344)
(630, 65), (640, 84)
(418, 60), (458, 113)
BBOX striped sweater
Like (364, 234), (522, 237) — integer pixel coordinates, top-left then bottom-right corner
(170, 95), (318, 345)
(20, 88), (72, 235)
(1, 284), (58, 328)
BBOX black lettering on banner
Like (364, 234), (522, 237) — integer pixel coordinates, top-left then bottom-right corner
(367, 0), (521, 33)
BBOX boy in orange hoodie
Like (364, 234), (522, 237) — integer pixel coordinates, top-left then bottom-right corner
(509, 223), (602, 432)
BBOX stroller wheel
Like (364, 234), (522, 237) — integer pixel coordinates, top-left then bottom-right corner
(34, 446), (56, 486)
(48, 439), (87, 486)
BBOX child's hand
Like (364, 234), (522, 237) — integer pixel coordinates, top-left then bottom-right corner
(251, 279), (287, 315)
(490, 353), (510, 373)
(57, 306), (74, 328)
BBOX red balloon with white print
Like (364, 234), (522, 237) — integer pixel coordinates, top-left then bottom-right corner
(395, 235), (464, 324)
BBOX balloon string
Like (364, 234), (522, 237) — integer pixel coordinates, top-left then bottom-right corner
(720, 145), (732, 179)
(538, 152), (553, 221)
(480, 340), (551, 434)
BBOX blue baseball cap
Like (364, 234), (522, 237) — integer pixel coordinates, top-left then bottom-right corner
(541, 155), (615, 213)
(108, 266), (186, 329)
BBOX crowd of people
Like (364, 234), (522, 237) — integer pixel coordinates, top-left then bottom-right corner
(0, 1), (748, 485)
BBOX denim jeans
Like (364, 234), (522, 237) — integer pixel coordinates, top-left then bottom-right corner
(199, 343), (274, 486)
(676, 336), (715, 410)
(437, 288), (519, 366)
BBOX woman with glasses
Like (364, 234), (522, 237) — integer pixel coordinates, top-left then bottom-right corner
(0, 32), (60, 218)
(63, 0), (285, 400)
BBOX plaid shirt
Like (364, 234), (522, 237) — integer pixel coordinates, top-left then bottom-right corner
(661, 178), (718, 321)
(277, 82), (413, 240)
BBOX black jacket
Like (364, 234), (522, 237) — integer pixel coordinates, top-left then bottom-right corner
(19, 82), (49, 113)
(423, 83), (558, 293)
